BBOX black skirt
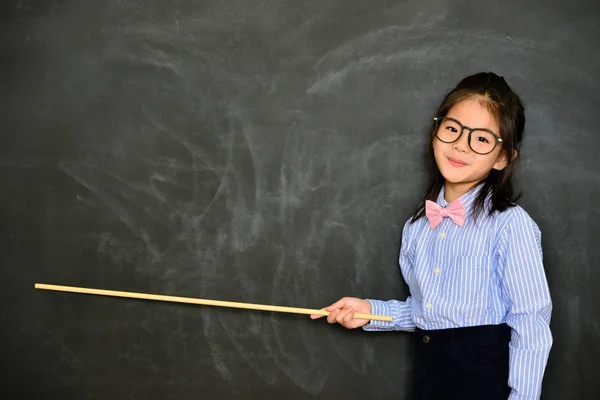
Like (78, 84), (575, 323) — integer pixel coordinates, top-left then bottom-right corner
(412, 324), (511, 400)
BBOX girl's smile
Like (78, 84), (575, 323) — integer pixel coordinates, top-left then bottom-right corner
(447, 157), (468, 167)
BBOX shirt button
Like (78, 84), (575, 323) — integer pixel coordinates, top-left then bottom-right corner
(439, 232), (446, 239)
(425, 302), (433, 310)
(434, 267), (441, 275)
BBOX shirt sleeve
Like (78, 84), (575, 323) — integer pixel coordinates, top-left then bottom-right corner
(498, 209), (553, 400)
(363, 220), (416, 332)
(362, 297), (416, 331)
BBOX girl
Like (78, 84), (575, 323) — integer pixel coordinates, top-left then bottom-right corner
(311, 72), (552, 400)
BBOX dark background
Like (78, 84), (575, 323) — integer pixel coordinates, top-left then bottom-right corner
(2, 0), (599, 399)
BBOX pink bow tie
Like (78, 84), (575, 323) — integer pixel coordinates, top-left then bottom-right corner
(425, 199), (465, 229)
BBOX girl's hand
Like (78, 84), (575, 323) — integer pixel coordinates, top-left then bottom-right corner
(310, 297), (372, 329)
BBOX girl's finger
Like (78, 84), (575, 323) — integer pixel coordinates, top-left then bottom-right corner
(327, 309), (340, 324)
(324, 298), (348, 312)
(342, 309), (355, 328)
(310, 308), (327, 319)
(335, 307), (352, 325)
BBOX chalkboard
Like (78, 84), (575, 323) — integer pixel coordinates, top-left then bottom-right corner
(2, 0), (599, 399)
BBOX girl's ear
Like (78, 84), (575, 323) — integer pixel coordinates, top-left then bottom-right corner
(493, 149), (517, 171)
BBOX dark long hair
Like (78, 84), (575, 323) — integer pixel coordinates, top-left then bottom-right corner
(411, 72), (525, 223)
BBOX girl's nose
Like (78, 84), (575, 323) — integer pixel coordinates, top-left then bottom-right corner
(453, 138), (469, 153)
(453, 132), (470, 153)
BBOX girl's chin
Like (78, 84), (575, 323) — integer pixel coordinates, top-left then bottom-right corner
(444, 180), (467, 186)
(439, 171), (467, 183)
(440, 173), (473, 185)
(442, 177), (486, 190)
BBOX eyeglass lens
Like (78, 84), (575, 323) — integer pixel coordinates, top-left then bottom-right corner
(436, 118), (497, 154)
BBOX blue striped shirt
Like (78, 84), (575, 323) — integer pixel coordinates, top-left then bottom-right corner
(364, 184), (552, 400)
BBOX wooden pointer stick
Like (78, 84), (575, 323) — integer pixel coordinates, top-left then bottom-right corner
(34, 283), (393, 322)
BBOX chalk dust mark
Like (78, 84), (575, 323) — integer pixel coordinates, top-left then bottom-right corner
(101, 169), (181, 233)
(0, 159), (39, 168)
(310, 19), (544, 96)
(205, 336), (234, 384)
(149, 155), (194, 171)
(309, 50), (439, 95)
(59, 163), (161, 259)
(140, 103), (225, 174)
(314, 24), (429, 71)
(138, 39), (187, 79)
(76, 193), (97, 208)
(140, 104), (231, 227)
(216, 313), (278, 385)
(226, 115), (269, 254)
(267, 245), (328, 394)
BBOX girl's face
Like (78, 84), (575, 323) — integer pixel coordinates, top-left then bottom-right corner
(433, 97), (508, 196)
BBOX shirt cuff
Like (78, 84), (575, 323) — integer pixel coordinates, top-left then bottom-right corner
(508, 392), (539, 400)
(362, 299), (394, 331)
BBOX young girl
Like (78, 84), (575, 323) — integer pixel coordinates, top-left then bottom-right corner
(311, 72), (552, 400)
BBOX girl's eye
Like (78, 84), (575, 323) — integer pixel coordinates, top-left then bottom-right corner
(446, 126), (458, 133)
(475, 136), (490, 144)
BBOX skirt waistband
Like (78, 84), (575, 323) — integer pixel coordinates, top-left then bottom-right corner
(415, 323), (511, 346)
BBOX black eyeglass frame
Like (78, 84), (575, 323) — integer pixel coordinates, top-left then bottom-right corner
(433, 116), (503, 155)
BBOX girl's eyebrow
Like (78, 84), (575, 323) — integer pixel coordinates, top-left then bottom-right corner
(446, 116), (497, 132)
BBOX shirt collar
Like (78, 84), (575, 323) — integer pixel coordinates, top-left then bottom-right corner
(436, 183), (488, 217)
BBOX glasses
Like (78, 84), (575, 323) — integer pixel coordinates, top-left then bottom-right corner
(433, 117), (503, 155)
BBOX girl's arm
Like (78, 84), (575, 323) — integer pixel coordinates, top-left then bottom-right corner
(498, 208), (553, 400)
